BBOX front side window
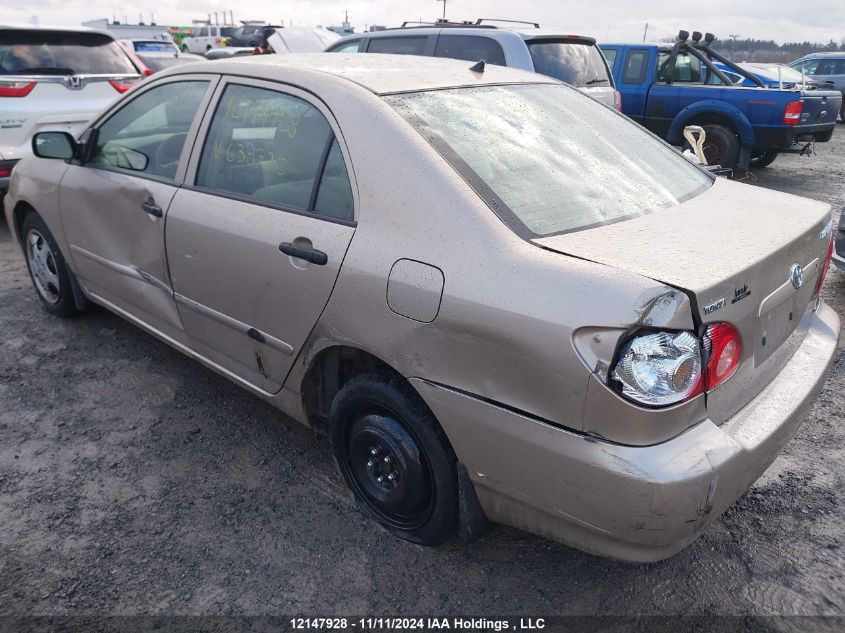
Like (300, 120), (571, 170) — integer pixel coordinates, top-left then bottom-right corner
(387, 84), (711, 237)
(367, 37), (427, 55)
(434, 35), (505, 65)
(330, 40), (362, 53)
(196, 84), (354, 220)
(197, 28), (208, 37)
(792, 59), (820, 75)
(657, 51), (701, 82)
(815, 59), (838, 75)
(526, 41), (611, 87)
(90, 80), (209, 181)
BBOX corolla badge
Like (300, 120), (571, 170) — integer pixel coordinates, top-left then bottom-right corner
(789, 263), (804, 290)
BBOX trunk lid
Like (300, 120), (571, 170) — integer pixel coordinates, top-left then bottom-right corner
(535, 177), (832, 423)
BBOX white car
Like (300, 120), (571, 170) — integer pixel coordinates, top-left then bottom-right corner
(0, 24), (142, 193)
(180, 25), (235, 54)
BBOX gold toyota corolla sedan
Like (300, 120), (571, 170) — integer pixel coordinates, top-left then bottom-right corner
(4, 54), (840, 562)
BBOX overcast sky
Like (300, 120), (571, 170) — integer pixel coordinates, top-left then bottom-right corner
(5, 0), (845, 45)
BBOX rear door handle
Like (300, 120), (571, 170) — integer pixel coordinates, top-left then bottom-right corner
(278, 242), (328, 266)
(142, 200), (163, 217)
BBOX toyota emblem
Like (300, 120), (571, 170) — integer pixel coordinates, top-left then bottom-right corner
(789, 263), (804, 289)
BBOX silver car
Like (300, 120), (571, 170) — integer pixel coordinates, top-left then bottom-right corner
(4, 54), (840, 561)
(790, 53), (845, 120)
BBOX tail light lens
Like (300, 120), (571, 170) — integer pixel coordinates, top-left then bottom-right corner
(783, 100), (803, 125)
(109, 79), (137, 94)
(614, 90), (623, 112)
(611, 322), (742, 406)
(611, 331), (703, 406)
(0, 81), (36, 97)
(815, 236), (834, 296)
(702, 323), (742, 391)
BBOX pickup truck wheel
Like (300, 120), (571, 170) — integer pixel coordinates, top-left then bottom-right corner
(750, 150), (778, 168)
(696, 124), (740, 169)
(21, 213), (80, 318)
(329, 373), (458, 546)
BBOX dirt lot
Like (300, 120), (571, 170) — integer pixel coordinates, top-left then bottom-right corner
(0, 134), (843, 622)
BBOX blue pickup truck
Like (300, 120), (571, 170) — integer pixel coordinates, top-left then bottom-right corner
(601, 33), (842, 170)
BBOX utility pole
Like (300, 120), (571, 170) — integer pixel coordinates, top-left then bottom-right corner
(642, 22), (649, 42)
(436, 0), (446, 20)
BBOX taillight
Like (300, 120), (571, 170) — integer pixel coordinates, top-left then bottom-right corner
(0, 81), (36, 97)
(109, 79), (136, 94)
(815, 236), (834, 296)
(702, 323), (742, 391)
(614, 89), (623, 112)
(610, 322), (743, 406)
(215, 37), (222, 45)
(611, 331), (704, 406)
(783, 100), (803, 125)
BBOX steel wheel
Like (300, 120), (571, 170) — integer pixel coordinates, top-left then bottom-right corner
(343, 409), (436, 531)
(25, 229), (62, 305)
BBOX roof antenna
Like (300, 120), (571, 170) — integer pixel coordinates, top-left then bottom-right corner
(469, 60), (485, 73)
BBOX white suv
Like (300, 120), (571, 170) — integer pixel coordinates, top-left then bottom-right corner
(326, 19), (618, 109)
(0, 24), (141, 193)
(179, 25), (235, 53)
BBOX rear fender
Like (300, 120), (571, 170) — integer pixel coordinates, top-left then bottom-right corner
(668, 101), (755, 146)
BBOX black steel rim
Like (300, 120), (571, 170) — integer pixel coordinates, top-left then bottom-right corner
(342, 405), (435, 530)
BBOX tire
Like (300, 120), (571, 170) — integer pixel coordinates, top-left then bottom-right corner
(694, 124), (741, 169)
(329, 372), (458, 546)
(750, 150), (778, 168)
(21, 212), (80, 317)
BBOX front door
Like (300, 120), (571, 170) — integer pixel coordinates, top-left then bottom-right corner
(60, 77), (216, 337)
(166, 80), (357, 393)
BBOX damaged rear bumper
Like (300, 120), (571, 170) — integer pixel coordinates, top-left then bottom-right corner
(411, 302), (840, 562)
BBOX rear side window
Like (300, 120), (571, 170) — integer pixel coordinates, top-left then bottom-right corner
(526, 41), (611, 87)
(221, 27), (236, 38)
(367, 37), (427, 55)
(196, 84), (353, 220)
(434, 35), (505, 65)
(0, 29), (137, 75)
(622, 49), (648, 83)
(91, 81), (209, 181)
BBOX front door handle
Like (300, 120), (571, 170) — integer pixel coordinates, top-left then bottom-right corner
(142, 200), (163, 218)
(278, 242), (328, 266)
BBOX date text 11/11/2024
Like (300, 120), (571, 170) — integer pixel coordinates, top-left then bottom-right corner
(289, 617), (547, 630)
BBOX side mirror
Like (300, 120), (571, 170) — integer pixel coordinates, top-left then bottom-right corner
(113, 145), (149, 171)
(32, 131), (76, 160)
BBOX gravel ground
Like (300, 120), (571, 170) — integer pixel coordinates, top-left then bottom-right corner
(0, 133), (843, 622)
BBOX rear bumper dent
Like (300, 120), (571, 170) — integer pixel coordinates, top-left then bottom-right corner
(412, 302), (840, 562)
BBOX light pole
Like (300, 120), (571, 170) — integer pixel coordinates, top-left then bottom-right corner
(436, 0), (446, 20)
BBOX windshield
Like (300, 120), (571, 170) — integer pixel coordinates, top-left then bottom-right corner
(526, 41), (611, 87)
(0, 30), (137, 75)
(386, 84), (712, 237)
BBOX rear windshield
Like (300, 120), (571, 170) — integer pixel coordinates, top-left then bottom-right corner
(526, 41), (612, 87)
(133, 41), (175, 53)
(386, 84), (712, 237)
(0, 30), (136, 75)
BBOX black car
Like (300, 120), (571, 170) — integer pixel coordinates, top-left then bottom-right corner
(226, 24), (281, 48)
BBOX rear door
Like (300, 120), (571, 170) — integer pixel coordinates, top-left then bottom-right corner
(0, 28), (140, 161)
(525, 37), (615, 107)
(615, 47), (653, 122)
(166, 78), (357, 393)
(60, 76), (217, 339)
